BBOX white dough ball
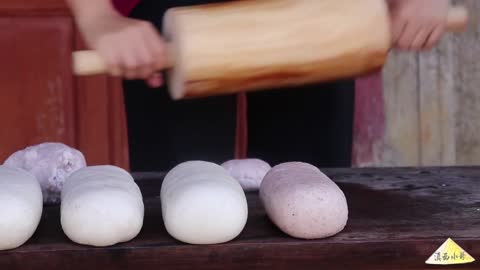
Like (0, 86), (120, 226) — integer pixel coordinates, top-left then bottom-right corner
(4, 142), (87, 203)
(161, 161), (248, 244)
(0, 166), (43, 250)
(260, 162), (348, 239)
(221, 159), (271, 191)
(61, 165), (144, 247)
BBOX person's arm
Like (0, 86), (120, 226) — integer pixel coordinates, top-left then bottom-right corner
(388, 0), (450, 50)
(66, 0), (166, 87)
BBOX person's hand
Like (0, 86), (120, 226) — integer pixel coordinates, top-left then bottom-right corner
(77, 10), (167, 87)
(388, 0), (450, 51)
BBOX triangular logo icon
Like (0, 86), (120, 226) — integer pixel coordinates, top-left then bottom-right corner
(426, 238), (475, 265)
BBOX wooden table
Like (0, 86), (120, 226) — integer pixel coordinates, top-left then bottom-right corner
(1, 167), (480, 269)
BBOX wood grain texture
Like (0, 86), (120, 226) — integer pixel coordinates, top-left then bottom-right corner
(352, 71), (386, 167)
(0, 0), (69, 16)
(377, 0), (479, 167)
(74, 36), (130, 170)
(162, 0), (390, 99)
(452, 0), (480, 166)
(418, 38), (457, 166)
(0, 3), (129, 169)
(381, 52), (420, 167)
(2, 167), (480, 269)
(0, 17), (76, 162)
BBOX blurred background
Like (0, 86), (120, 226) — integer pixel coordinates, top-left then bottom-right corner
(0, 0), (478, 170)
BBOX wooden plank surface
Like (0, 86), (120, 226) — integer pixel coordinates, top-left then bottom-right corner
(381, 52), (420, 167)
(73, 32), (130, 169)
(0, 17), (76, 162)
(0, 3), (129, 170)
(379, 0), (480, 167)
(452, 0), (480, 165)
(1, 167), (480, 269)
(418, 40), (457, 166)
(0, 0), (69, 16)
(352, 71), (386, 167)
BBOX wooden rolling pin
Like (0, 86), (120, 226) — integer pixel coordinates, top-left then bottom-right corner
(72, 0), (468, 100)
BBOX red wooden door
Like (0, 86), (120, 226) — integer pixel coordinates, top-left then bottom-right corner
(0, 0), (387, 170)
(0, 2), (129, 169)
(0, 17), (76, 160)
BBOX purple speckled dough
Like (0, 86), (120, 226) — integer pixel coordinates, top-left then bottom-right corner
(4, 142), (87, 204)
(260, 162), (348, 239)
(221, 159), (271, 191)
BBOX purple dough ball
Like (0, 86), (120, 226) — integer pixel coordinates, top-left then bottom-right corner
(221, 158), (271, 191)
(4, 142), (87, 204)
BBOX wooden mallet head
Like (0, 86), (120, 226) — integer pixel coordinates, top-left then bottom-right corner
(72, 0), (468, 100)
